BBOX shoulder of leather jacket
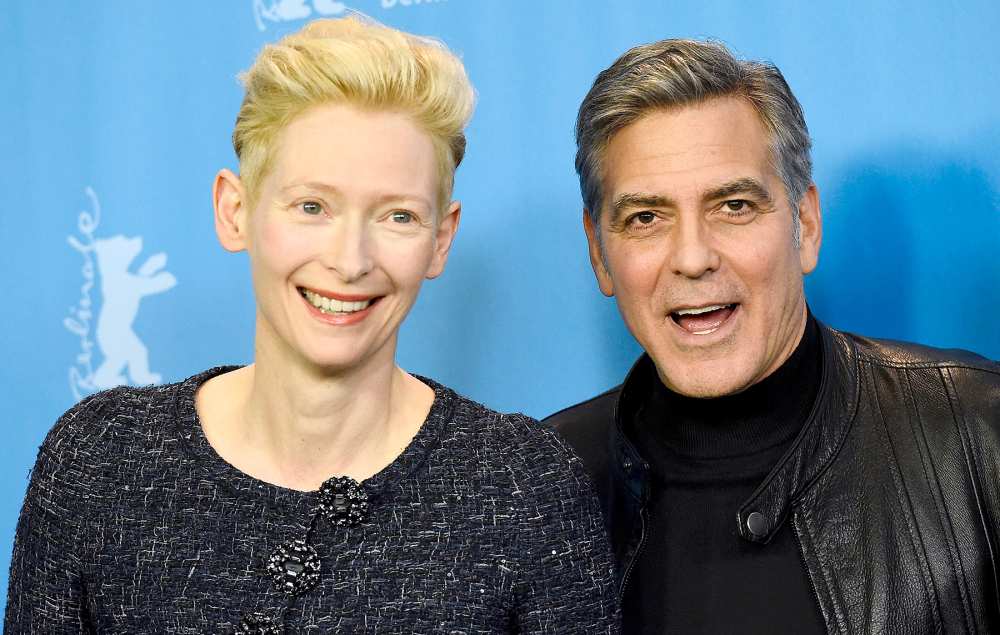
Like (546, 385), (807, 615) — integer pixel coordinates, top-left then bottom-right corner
(846, 331), (1000, 372)
(543, 384), (622, 505)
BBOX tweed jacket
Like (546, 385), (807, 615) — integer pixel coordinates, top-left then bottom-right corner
(7, 369), (619, 633)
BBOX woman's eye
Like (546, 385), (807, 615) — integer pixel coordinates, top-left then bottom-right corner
(391, 211), (414, 224)
(301, 201), (322, 215)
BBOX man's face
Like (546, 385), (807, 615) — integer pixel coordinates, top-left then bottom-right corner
(584, 97), (821, 397)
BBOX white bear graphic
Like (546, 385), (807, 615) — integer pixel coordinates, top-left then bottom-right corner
(90, 235), (177, 389)
(253, 0), (347, 30)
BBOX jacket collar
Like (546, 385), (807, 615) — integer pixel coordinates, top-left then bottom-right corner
(610, 355), (654, 505)
(611, 322), (862, 544)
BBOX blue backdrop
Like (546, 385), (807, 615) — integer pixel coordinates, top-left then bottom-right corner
(2, 0), (998, 607)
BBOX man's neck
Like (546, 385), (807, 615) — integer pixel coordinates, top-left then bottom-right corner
(638, 313), (822, 461)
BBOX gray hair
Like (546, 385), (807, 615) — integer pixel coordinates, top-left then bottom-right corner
(575, 39), (812, 244)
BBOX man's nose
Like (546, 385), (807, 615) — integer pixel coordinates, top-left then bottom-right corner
(668, 215), (721, 279)
(323, 220), (374, 282)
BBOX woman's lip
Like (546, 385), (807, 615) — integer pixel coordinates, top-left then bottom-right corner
(298, 286), (378, 302)
(300, 291), (378, 326)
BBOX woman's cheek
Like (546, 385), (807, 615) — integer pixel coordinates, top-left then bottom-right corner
(375, 231), (435, 280)
(258, 219), (319, 263)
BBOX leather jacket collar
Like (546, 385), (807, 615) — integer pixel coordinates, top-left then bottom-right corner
(607, 322), (861, 582)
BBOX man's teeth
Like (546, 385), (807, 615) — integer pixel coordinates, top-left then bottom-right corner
(674, 304), (730, 316)
(303, 289), (372, 314)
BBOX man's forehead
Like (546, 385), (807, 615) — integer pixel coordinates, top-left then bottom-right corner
(608, 100), (770, 161)
(601, 99), (779, 200)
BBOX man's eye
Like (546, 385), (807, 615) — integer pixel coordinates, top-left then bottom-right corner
(391, 211), (414, 224)
(630, 211), (657, 225)
(723, 200), (752, 214)
(301, 201), (322, 215)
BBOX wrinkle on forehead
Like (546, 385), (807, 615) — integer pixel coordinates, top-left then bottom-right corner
(602, 99), (783, 218)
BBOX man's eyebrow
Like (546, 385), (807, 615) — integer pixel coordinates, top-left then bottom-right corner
(704, 178), (774, 204)
(610, 193), (676, 222)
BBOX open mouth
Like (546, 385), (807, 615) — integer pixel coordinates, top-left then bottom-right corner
(670, 303), (738, 335)
(298, 288), (379, 316)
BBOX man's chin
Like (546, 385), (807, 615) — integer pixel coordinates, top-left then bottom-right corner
(654, 361), (755, 399)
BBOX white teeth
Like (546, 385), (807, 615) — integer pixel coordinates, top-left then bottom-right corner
(302, 289), (372, 315)
(675, 304), (729, 316)
(691, 327), (721, 335)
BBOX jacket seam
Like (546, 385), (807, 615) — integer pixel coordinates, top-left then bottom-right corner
(797, 502), (847, 634)
(955, 372), (1000, 623)
(943, 367), (1000, 631)
(853, 355), (1000, 375)
(899, 367), (949, 630)
(937, 367), (983, 633)
(868, 363), (944, 630)
(788, 332), (863, 509)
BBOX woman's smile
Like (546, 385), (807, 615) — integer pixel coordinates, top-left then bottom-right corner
(298, 286), (382, 326)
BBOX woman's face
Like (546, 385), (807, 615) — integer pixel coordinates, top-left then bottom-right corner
(243, 103), (458, 374)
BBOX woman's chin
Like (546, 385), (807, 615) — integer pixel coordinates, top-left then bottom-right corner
(297, 351), (374, 376)
(289, 333), (400, 376)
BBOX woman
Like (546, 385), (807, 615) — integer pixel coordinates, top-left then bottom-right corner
(5, 17), (618, 634)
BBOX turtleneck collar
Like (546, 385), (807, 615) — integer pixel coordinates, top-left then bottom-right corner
(633, 311), (822, 466)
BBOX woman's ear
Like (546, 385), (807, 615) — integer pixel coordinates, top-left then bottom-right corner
(426, 200), (461, 280)
(213, 169), (249, 252)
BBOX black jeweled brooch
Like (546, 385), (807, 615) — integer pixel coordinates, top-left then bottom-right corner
(235, 612), (282, 634)
(317, 475), (369, 526)
(266, 539), (322, 596)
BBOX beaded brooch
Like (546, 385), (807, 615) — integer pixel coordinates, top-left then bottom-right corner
(236, 475), (369, 633)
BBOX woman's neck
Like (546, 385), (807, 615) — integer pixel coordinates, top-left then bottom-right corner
(198, 326), (433, 491)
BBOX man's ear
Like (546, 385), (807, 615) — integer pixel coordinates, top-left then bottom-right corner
(426, 200), (461, 280)
(213, 169), (249, 253)
(797, 183), (822, 275)
(583, 209), (614, 297)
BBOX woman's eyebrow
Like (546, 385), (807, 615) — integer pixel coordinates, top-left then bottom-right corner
(367, 192), (434, 210)
(281, 181), (341, 195)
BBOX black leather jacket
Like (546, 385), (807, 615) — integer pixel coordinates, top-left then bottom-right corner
(547, 324), (1000, 633)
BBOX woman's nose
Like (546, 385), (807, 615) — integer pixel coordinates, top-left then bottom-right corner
(322, 221), (374, 282)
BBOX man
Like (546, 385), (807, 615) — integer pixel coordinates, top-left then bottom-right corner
(546, 38), (1000, 633)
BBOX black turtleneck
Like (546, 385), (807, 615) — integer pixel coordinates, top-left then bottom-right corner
(626, 314), (827, 634)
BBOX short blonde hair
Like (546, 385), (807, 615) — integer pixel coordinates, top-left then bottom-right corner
(233, 16), (476, 210)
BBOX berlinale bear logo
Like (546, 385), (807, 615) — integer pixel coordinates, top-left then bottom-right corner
(252, 0), (448, 30)
(65, 188), (177, 400)
(253, 0), (348, 30)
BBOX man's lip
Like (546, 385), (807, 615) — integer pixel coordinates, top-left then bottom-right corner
(297, 286), (380, 302)
(668, 302), (740, 315)
(668, 302), (740, 336)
